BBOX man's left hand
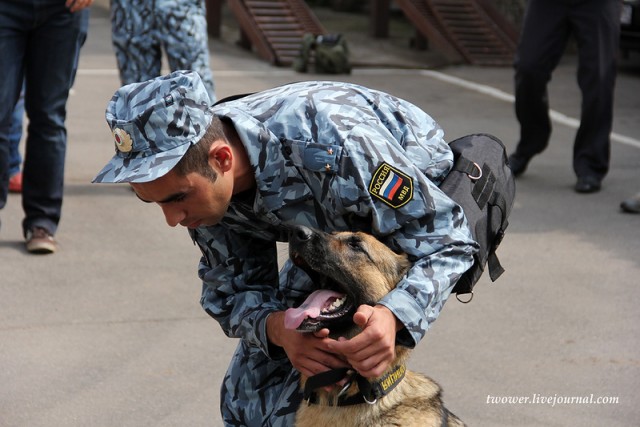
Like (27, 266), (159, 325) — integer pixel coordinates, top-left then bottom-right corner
(326, 304), (400, 378)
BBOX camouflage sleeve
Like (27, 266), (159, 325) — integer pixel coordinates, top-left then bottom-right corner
(326, 107), (478, 348)
(193, 227), (286, 359)
(378, 196), (477, 348)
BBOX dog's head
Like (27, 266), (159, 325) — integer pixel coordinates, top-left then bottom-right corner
(285, 225), (410, 336)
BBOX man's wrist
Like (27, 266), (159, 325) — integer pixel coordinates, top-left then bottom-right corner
(266, 311), (285, 348)
(376, 304), (404, 332)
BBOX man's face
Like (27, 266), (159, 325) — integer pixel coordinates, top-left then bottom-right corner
(131, 169), (233, 229)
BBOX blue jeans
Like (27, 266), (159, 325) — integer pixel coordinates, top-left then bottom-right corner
(0, 0), (85, 236)
(9, 89), (24, 177)
(8, 11), (88, 178)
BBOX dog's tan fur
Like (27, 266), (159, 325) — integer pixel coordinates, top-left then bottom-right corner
(288, 226), (465, 427)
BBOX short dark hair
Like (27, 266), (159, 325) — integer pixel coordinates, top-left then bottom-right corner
(173, 115), (226, 182)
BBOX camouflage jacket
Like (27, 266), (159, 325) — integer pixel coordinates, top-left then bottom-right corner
(188, 81), (478, 425)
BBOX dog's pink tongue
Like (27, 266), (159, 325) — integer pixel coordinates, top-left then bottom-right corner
(284, 290), (344, 330)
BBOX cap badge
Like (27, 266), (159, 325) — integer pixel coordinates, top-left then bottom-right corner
(113, 128), (133, 153)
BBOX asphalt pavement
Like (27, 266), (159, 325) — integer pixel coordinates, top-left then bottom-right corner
(1, 4), (639, 427)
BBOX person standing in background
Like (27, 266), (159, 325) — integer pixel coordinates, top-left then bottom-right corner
(110, 0), (216, 102)
(0, 0), (93, 254)
(507, 0), (620, 194)
(7, 8), (89, 195)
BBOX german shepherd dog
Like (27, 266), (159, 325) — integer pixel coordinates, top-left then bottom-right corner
(285, 225), (465, 427)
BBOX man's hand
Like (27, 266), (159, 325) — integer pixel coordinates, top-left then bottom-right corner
(267, 311), (349, 379)
(327, 304), (401, 378)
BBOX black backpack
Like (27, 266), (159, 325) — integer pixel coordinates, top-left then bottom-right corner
(438, 133), (516, 302)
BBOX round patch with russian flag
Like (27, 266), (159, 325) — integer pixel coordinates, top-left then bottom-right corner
(369, 162), (414, 208)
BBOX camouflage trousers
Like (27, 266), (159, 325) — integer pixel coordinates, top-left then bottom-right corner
(110, 0), (216, 102)
(220, 339), (303, 426)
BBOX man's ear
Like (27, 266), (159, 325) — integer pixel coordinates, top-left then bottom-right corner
(208, 142), (233, 173)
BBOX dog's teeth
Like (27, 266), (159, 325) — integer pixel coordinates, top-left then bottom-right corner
(322, 296), (346, 313)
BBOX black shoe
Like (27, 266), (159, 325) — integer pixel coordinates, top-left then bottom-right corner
(574, 176), (601, 194)
(620, 193), (640, 213)
(507, 153), (530, 177)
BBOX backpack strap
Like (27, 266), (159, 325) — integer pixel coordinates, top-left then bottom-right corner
(453, 155), (509, 282)
(487, 191), (509, 282)
(488, 250), (505, 281)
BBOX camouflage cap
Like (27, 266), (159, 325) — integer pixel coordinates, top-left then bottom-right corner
(93, 70), (214, 183)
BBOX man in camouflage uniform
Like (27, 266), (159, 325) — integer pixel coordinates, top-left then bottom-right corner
(110, 0), (216, 101)
(94, 71), (478, 426)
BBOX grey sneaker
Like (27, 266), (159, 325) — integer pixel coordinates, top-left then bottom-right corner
(621, 192), (640, 213)
(25, 227), (57, 254)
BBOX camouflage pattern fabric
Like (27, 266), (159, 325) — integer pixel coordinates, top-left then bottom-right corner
(93, 70), (213, 183)
(110, 0), (216, 101)
(189, 81), (479, 426)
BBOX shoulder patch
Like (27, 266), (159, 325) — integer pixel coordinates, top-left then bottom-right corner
(369, 162), (413, 208)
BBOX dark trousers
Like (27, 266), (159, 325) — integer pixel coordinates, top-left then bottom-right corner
(513, 0), (620, 180)
(0, 0), (85, 236)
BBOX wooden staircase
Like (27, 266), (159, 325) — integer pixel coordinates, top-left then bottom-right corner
(227, 0), (326, 66)
(394, 0), (518, 66)
(224, 0), (517, 67)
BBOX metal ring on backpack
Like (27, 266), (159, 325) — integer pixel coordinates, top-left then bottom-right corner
(468, 162), (482, 180)
(456, 291), (474, 304)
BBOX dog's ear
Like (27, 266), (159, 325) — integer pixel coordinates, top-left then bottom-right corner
(394, 253), (411, 280)
(378, 247), (410, 284)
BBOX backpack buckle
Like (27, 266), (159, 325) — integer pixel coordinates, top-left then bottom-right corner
(468, 162), (483, 180)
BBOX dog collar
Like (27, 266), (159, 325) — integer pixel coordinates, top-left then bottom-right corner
(304, 365), (406, 407)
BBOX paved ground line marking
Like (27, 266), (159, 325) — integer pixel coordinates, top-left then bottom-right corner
(420, 69), (640, 149)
